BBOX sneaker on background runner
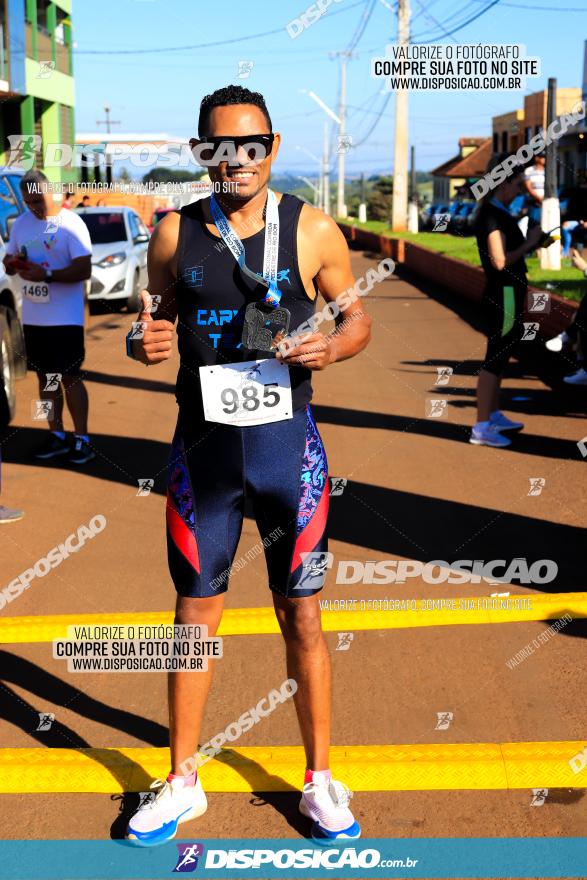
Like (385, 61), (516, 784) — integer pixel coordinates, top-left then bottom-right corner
(68, 436), (96, 465)
(469, 422), (512, 448)
(126, 776), (207, 846)
(489, 410), (524, 432)
(34, 432), (70, 460)
(545, 331), (571, 353)
(563, 367), (587, 386)
(299, 771), (361, 844)
(0, 505), (24, 523)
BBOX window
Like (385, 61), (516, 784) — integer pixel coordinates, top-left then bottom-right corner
(501, 131), (508, 152)
(127, 212), (140, 240)
(0, 178), (20, 240)
(492, 132), (499, 153)
(36, 0), (49, 35)
(78, 212), (127, 244)
(6, 175), (27, 212)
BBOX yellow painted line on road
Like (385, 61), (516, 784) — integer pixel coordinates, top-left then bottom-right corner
(0, 742), (584, 794)
(0, 594), (585, 643)
(0, 593), (585, 644)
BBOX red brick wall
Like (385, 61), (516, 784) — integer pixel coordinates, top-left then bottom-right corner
(339, 223), (578, 338)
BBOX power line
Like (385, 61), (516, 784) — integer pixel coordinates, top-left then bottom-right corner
(408, 0), (473, 40)
(72, 0), (366, 54)
(412, 0), (459, 43)
(473, 0), (585, 8)
(347, 0), (378, 51)
(413, 0), (502, 42)
(350, 92), (393, 147)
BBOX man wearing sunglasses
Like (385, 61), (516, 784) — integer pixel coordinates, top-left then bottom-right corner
(125, 85), (371, 846)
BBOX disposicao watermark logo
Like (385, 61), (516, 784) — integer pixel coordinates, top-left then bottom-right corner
(334, 558), (557, 585)
(471, 99), (585, 199)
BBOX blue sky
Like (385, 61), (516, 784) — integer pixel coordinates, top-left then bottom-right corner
(71, 0), (586, 178)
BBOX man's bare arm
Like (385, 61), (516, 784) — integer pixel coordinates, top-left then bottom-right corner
(278, 210), (371, 370)
(11, 255), (91, 282)
(130, 212), (179, 365)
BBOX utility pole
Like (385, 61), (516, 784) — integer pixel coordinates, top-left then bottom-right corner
(96, 104), (120, 134)
(96, 104), (121, 187)
(391, 0), (410, 231)
(408, 143), (418, 231)
(358, 172), (367, 222)
(304, 89), (341, 216)
(540, 78), (560, 270)
(323, 120), (330, 215)
(331, 51), (354, 218)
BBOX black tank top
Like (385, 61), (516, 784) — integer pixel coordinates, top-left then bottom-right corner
(175, 193), (316, 415)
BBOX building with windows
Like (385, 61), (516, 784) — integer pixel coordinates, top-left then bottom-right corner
(0, 0), (75, 184)
(491, 81), (584, 191)
(430, 137), (492, 203)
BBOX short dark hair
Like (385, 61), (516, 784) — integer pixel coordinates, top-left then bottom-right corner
(198, 85), (272, 136)
(20, 169), (49, 194)
(82, 194), (90, 201)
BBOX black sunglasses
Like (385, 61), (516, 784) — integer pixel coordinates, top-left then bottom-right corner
(193, 134), (275, 166)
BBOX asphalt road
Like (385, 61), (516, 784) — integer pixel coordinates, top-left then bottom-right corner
(0, 247), (586, 877)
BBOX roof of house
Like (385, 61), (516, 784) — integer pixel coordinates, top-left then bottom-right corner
(431, 138), (492, 179)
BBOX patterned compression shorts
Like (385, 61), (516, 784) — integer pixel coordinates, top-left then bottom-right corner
(166, 405), (329, 598)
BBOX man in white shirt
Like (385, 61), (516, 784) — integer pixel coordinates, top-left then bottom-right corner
(523, 154), (545, 221)
(4, 170), (94, 464)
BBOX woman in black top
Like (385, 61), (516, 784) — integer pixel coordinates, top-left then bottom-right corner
(471, 159), (545, 447)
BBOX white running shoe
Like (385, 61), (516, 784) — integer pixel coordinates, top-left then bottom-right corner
(563, 368), (587, 386)
(469, 423), (511, 448)
(489, 411), (524, 432)
(299, 772), (361, 844)
(126, 776), (207, 846)
(545, 331), (570, 352)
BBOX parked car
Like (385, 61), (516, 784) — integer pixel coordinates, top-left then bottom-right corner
(149, 206), (177, 232)
(0, 167), (27, 427)
(450, 202), (477, 235)
(420, 203), (449, 230)
(77, 207), (150, 314)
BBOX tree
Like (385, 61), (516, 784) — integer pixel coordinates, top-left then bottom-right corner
(142, 168), (202, 184)
(367, 176), (393, 223)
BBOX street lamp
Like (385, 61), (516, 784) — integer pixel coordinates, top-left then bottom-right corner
(301, 90), (342, 216)
(295, 144), (323, 209)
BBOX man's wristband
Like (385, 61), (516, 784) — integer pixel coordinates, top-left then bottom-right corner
(125, 331), (136, 360)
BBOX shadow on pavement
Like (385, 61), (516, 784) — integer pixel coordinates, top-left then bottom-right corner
(328, 480), (584, 595)
(82, 369), (176, 396)
(0, 650), (168, 746)
(312, 404), (581, 461)
(212, 748), (308, 838)
(1, 424), (584, 592)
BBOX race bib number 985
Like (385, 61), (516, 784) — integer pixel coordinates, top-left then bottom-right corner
(23, 282), (50, 304)
(199, 358), (292, 426)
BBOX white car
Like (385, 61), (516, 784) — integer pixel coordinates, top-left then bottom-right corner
(0, 167), (28, 427)
(77, 207), (150, 314)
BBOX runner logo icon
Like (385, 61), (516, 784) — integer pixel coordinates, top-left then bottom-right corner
(173, 843), (204, 872)
(296, 551), (334, 590)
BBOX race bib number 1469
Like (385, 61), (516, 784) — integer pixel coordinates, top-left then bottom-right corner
(23, 283), (50, 304)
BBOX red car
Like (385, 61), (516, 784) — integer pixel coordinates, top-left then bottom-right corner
(149, 207), (177, 232)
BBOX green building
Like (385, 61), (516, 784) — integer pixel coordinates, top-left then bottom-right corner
(1, 0), (75, 184)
